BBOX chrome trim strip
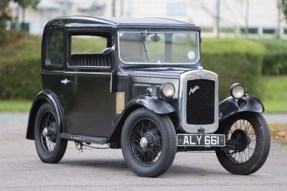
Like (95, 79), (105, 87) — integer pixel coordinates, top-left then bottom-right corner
(41, 69), (111, 76)
(179, 69), (219, 133)
(68, 65), (111, 69)
(41, 69), (63, 74)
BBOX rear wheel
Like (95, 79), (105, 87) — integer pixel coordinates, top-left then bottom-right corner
(121, 108), (177, 177)
(216, 112), (270, 175)
(34, 103), (67, 163)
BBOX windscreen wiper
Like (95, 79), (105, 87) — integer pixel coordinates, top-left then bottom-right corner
(141, 30), (149, 61)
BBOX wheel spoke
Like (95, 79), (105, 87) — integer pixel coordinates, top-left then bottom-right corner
(226, 118), (257, 164)
(130, 119), (162, 166)
(39, 111), (58, 154)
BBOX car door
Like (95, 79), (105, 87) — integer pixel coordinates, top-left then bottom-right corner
(61, 30), (116, 138)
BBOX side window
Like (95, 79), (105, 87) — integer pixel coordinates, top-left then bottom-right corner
(46, 30), (65, 66)
(71, 35), (107, 54)
(69, 34), (111, 68)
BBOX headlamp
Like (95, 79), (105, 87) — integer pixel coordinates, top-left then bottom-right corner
(161, 83), (175, 97)
(230, 83), (246, 99)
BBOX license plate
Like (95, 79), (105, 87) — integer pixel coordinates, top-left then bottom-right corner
(177, 134), (225, 147)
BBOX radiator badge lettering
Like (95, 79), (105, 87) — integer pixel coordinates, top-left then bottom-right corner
(189, 85), (200, 95)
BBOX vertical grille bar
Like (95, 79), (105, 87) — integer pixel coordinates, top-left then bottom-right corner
(186, 79), (215, 124)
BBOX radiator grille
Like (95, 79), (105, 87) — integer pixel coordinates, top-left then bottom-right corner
(186, 79), (215, 124)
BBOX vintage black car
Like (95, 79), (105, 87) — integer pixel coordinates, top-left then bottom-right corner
(26, 16), (270, 177)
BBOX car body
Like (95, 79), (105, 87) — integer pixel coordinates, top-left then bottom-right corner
(26, 16), (270, 177)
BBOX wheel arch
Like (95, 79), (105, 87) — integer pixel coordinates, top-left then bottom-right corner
(219, 94), (264, 123)
(108, 96), (177, 146)
(26, 90), (64, 140)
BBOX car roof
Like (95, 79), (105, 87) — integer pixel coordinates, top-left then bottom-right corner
(44, 16), (200, 31)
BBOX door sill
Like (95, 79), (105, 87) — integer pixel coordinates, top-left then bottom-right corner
(61, 133), (108, 144)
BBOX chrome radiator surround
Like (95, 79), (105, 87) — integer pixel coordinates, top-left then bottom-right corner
(179, 69), (219, 133)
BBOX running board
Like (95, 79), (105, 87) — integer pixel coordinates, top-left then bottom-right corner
(61, 133), (108, 144)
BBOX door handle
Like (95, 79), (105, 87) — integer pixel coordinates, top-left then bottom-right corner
(61, 79), (70, 85)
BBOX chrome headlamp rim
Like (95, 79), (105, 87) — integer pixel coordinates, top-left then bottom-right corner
(229, 83), (246, 99)
(161, 83), (175, 98)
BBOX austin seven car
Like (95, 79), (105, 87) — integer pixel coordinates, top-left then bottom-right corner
(26, 16), (270, 177)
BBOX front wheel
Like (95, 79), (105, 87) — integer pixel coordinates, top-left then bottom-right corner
(34, 103), (67, 163)
(216, 112), (270, 175)
(121, 108), (177, 177)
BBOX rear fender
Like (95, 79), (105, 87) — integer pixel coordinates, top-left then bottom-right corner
(26, 90), (63, 140)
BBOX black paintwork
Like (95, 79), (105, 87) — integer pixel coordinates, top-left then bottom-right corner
(26, 16), (265, 149)
(26, 89), (64, 140)
(219, 94), (264, 122)
(124, 95), (175, 114)
(44, 16), (201, 31)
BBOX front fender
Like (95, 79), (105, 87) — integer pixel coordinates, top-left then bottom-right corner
(219, 94), (264, 122)
(26, 90), (63, 140)
(108, 95), (175, 145)
(125, 95), (175, 115)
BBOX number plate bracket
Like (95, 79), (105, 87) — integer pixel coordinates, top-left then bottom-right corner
(177, 134), (225, 147)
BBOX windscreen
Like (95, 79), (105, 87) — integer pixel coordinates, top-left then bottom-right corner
(118, 30), (199, 65)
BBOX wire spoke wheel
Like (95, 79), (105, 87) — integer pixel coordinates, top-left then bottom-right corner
(226, 119), (256, 163)
(216, 112), (270, 175)
(39, 112), (57, 153)
(34, 103), (67, 163)
(121, 108), (176, 177)
(130, 119), (162, 166)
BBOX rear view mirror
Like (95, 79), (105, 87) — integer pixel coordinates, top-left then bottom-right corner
(150, 34), (161, 42)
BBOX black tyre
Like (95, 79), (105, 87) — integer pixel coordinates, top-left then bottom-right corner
(121, 108), (177, 177)
(34, 103), (67, 163)
(216, 112), (270, 175)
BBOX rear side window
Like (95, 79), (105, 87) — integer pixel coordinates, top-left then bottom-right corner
(45, 30), (65, 66)
(69, 33), (112, 68)
(71, 35), (107, 54)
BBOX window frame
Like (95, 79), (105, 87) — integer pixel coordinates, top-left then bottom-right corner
(67, 30), (113, 70)
(117, 30), (200, 66)
(44, 29), (66, 68)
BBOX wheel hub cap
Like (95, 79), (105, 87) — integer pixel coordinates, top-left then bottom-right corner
(139, 130), (160, 150)
(140, 137), (148, 149)
(42, 127), (49, 138)
(231, 129), (249, 152)
(42, 123), (57, 142)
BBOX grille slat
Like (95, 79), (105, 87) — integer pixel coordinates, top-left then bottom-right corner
(186, 79), (215, 124)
